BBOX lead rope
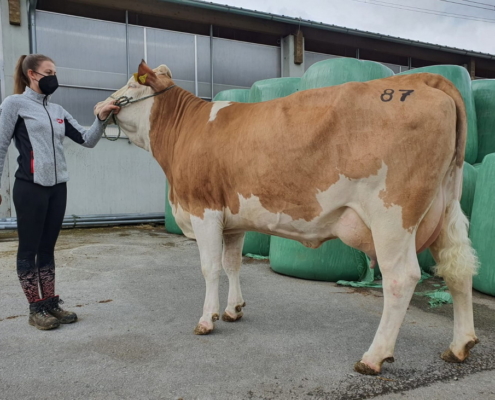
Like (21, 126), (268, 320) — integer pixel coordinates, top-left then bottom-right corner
(102, 85), (176, 141)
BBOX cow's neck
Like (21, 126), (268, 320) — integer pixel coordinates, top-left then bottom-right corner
(149, 85), (208, 185)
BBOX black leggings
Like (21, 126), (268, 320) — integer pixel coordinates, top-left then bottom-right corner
(13, 179), (67, 303)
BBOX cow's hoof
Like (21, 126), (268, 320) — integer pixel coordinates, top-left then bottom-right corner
(441, 339), (479, 363)
(222, 311), (243, 322)
(354, 361), (380, 375)
(222, 302), (245, 322)
(354, 357), (394, 376)
(194, 314), (219, 335)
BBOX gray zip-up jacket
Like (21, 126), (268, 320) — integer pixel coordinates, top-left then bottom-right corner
(0, 87), (105, 189)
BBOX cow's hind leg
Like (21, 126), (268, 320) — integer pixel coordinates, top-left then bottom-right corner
(191, 212), (224, 335)
(430, 200), (479, 362)
(221, 232), (246, 322)
(355, 226), (421, 375)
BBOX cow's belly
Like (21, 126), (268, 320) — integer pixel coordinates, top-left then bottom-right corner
(222, 192), (356, 248)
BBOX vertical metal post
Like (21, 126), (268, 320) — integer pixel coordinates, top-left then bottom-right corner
(125, 10), (130, 78)
(356, 48), (360, 59)
(408, 56), (412, 70)
(280, 37), (284, 77)
(210, 24), (214, 100)
(143, 27), (147, 63)
(194, 35), (198, 96)
(28, 0), (38, 54)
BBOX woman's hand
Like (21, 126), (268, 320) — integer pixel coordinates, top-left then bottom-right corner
(97, 103), (121, 121)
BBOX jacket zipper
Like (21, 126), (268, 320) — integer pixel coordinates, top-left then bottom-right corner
(42, 98), (57, 184)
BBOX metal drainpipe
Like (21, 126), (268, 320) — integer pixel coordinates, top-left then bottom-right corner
(280, 37), (284, 78)
(126, 10), (130, 79)
(210, 24), (213, 100)
(0, 213), (165, 230)
(28, 0), (38, 54)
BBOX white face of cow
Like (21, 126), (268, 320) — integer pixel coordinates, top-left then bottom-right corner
(94, 65), (173, 153)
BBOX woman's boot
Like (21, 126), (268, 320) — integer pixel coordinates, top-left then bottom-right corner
(29, 298), (60, 330)
(46, 295), (78, 324)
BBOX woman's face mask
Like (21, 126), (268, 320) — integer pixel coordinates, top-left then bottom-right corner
(34, 71), (59, 95)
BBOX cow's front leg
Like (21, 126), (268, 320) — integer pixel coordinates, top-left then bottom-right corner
(355, 237), (420, 375)
(191, 211), (224, 335)
(222, 233), (245, 322)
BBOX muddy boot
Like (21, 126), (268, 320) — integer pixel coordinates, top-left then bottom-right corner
(29, 298), (60, 330)
(46, 295), (78, 324)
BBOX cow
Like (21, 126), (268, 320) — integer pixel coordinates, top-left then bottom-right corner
(95, 61), (479, 375)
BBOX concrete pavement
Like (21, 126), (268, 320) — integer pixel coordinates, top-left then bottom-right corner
(0, 226), (494, 400)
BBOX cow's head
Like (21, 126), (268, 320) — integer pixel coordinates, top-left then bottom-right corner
(94, 61), (173, 152)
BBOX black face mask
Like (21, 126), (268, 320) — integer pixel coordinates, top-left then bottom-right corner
(34, 72), (59, 95)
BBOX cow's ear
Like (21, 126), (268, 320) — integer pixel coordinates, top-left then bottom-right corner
(135, 60), (158, 87)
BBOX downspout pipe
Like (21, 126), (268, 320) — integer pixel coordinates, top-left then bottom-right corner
(28, 0), (38, 54)
(0, 213), (165, 230)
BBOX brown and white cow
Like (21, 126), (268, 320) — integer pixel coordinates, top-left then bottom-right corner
(95, 61), (479, 375)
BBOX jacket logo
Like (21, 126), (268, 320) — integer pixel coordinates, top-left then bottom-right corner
(56, 119), (64, 124)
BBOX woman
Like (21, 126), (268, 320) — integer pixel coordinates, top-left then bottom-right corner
(0, 54), (120, 330)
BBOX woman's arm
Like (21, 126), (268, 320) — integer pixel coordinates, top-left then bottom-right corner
(0, 98), (20, 197)
(63, 103), (120, 148)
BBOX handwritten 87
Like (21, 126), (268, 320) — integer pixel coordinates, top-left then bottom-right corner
(380, 89), (414, 102)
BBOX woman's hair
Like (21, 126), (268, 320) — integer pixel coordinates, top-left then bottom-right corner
(14, 54), (54, 94)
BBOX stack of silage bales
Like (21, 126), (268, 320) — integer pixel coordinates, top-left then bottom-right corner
(470, 154), (495, 296)
(469, 80), (495, 296)
(472, 80), (495, 163)
(269, 58), (394, 282)
(249, 77), (300, 102)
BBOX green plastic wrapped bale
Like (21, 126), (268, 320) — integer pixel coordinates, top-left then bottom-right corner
(269, 236), (371, 282)
(461, 162), (478, 220)
(165, 180), (183, 235)
(470, 153), (495, 296)
(299, 58), (394, 91)
(418, 162), (478, 274)
(399, 65), (478, 164)
(417, 249), (436, 275)
(213, 89), (251, 102)
(249, 77), (300, 102)
(473, 163), (482, 172)
(243, 232), (271, 257)
(472, 80), (495, 163)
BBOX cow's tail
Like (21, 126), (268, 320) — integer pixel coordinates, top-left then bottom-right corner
(425, 74), (478, 282)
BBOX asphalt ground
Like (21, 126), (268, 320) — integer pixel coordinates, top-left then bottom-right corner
(0, 225), (494, 400)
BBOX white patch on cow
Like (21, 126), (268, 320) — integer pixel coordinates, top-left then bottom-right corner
(170, 199), (196, 239)
(209, 101), (231, 122)
(218, 161), (407, 248)
(119, 94), (155, 155)
(97, 82), (156, 155)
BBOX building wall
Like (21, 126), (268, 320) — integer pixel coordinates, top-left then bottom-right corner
(0, 5), (441, 220)
(0, 0), (30, 218)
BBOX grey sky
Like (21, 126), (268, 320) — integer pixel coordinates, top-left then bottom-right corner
(218, 0), (495, 55)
